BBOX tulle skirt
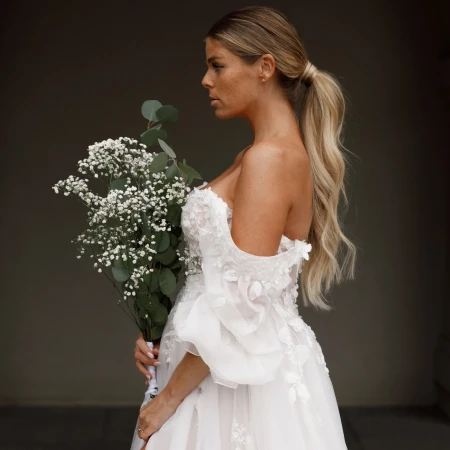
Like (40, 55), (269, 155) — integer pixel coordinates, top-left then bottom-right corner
(130, 274), (348, 450)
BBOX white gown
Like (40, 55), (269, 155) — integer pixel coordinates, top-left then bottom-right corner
(130, 181), (348, 450)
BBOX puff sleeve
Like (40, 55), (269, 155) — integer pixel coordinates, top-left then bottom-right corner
(172, 200), (311, 388)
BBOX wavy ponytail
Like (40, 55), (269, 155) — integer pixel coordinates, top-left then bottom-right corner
(297, 69), (357, 311)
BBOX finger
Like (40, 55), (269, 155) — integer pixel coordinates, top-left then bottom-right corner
(135, 359), (153, 379)
(135, 347), (158, 365)
(136, 339), (158, 360)
(136, 336), (151, 355)
(145, 341), (159, 357)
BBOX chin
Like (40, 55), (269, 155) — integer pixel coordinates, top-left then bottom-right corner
(214, 108), (238, 120)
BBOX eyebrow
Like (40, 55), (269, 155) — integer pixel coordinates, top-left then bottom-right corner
(206, 56), (224, 65)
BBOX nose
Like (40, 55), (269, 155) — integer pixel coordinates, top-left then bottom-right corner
(201, 71), (212, 89)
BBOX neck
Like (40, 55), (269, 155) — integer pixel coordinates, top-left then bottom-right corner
(242, 89), (301, 143)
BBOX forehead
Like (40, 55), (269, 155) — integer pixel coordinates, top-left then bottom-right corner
(205, 37), (228, 59)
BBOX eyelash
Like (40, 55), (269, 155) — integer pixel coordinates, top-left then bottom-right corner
(212, 63), (223, 72)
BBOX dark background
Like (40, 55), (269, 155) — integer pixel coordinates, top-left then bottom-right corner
(1, 0), (448, 416)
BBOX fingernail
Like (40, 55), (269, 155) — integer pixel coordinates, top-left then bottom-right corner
(154, 361), (161, 366)
(146, 374), (151, 379)
(147, 352), (154, 359)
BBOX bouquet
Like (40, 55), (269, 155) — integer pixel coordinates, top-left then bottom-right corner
(52, 100), (202, 401)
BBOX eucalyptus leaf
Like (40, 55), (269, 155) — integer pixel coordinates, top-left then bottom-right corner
(113, 258), (126, 269)
(148, 152), (168, 173)
(146, 294), (161, 314)
(138, 308), (148, 319)
(138, 316), (147, 330)
(141, 128), (168, 147)
(166, 205), (179, 224)
(152, 303), (168, 325)
(165, 161), (178, 180)
(159, 267), (177, 295)
(155, 246), (176, 265)
(157, 138), (176, 158)
(160, 296), (171, 310)
(141, 100), (163, 121)
(179, 162), (202, 179)
(109, 178), (127, 192)
(147, 323), (165, 341)
(156, 231), (170, 252)
(171, 208), (182, 227)
(143, 271), (152, 288)
(169, 231), (179, 248)
(169, 260), (181, 270)
(150, 273), (160, 291)
(155, 105), (179, 124)
(112, 266), (130, 282)
(136, 293), (150, 309)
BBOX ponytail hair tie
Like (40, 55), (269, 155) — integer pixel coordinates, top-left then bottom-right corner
(300, 61), (319, 86)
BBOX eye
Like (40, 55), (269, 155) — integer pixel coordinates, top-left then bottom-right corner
(212, 63), (223, 72)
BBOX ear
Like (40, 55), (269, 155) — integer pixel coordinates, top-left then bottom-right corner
(259, 53), (276, 81)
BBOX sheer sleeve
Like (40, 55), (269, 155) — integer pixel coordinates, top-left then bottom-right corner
(172, 196), (311, 388)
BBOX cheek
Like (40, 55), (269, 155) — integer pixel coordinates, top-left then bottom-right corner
(222, 74), (255, 104)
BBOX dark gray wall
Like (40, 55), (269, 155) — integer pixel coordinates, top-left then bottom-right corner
(0, 0), (447, 406)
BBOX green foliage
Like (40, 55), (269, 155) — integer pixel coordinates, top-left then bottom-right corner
(54, 99), (204, 344)
(141, 128), (168, 147)
(141, 100), (163, 121)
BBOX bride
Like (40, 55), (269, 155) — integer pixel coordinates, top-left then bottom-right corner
(131, 5), (356, 450)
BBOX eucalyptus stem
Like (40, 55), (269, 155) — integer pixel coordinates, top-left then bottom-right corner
(101, 271), (137, 325)
(147, 120), (162, 130)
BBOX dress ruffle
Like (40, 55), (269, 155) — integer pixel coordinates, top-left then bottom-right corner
(173, 186), (312, 388)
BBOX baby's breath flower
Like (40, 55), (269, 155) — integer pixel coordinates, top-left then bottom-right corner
(53, 135), (193, 340)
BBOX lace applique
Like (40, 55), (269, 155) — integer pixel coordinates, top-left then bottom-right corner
(299, 322), (330, 375)
(185, 186), (312, 286)
(163, 278), (203, 363)
(278, 323), (312, 405)
(283, 369), (311, 405)
(231, 417), (253, 449)
(162, 317), (181, 363)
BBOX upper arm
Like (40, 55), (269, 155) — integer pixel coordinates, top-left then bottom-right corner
(230, 144), (291, 257)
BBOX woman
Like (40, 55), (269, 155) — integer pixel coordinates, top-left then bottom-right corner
(131, 6), (356, 450)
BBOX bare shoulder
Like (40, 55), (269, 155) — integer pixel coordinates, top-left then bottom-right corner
(238, 140), (310, 207)
(240, 141), (307, 185)
(230, 142), (293, 256)
(241, 141), (286, 164)
(236, 142), (289, 205)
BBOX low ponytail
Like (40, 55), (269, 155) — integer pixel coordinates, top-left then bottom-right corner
(297, 65), (357, 310)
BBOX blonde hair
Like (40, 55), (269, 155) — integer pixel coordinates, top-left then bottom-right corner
(206, 6), (357, 311)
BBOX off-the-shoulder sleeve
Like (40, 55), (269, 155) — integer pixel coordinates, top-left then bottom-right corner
(172, 192), (312, 388)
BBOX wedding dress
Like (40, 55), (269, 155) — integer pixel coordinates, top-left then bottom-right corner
(130, 181), (348, 450)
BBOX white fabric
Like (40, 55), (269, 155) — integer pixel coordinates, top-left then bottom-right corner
(130, 182), (348, 449)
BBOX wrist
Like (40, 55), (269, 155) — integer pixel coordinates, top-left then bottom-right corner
(163, 386), (183, 408)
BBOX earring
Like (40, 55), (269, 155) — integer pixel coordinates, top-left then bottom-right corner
(262, 78), (266, 82)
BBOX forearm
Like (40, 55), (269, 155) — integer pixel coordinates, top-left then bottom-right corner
(164, 351), (210, 404)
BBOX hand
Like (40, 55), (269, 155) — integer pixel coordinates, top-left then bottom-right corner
(138, 389), (181, 447)
(134, 332), (161, 385)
